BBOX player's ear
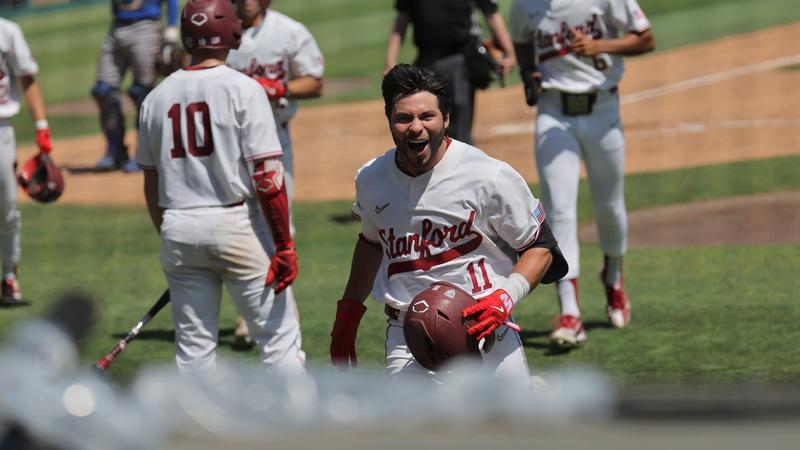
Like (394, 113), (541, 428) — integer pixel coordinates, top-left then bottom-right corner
(442, 112), (450, 130)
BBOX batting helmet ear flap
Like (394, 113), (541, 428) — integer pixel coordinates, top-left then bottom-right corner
(17, 153), (65, 203)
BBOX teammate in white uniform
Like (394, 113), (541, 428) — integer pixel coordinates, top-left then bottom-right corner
(510, 0), (654, 348)
(136, 0), (303, 373)
(225, 0), (324, 347)
(329, 64), (567, 381)
(0, 18), (53, 302)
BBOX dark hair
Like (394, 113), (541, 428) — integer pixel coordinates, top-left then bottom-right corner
(382, 64), (452, 119)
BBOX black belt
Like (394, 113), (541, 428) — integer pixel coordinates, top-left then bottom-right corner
(385, 304), (403, 320)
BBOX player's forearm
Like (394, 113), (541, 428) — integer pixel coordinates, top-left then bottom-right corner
(287, 76), (323, 99)
(513, 247), (553, 289)
(251, 157), (293, 249)
(19, 75), (47, 123)
(143, 169), (163, 233)
(594, 29), (655, 56)
(341, 238), (383, 303)
(486, 12), (515, 58)
(384, 13), (409, 71)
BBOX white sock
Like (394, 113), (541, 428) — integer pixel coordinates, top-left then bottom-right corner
(604, 256), (623, 286)
(557, 278), (581, 317)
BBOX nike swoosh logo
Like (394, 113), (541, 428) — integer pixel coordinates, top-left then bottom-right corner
(375, 203), (389, 214)
(490, 306), (505, 313)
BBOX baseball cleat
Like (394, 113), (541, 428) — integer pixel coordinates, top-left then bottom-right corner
(605, 279), (631, 328)
(1, 277), (22, 303)
(549, 314), (586, 349)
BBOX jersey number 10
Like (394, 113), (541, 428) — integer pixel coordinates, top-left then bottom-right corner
(168, 102), (215, 158)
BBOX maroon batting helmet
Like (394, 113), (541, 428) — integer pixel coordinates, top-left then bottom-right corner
(181, 0), (242, 52)
(17, 153), (64, 203)
(403, 281), (494, 371)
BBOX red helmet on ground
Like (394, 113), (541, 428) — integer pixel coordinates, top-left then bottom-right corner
(403, 281), (494, 371)
(181, 0), (242, 52)
(17, 153), (64, 203)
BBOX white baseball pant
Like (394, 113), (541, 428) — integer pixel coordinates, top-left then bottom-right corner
(160, 204), (304, 374)
(534, 88), (628, 280)
(0, 121), (21, 278)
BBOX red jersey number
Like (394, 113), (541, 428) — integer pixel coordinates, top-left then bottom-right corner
(168, 102), (214, 158)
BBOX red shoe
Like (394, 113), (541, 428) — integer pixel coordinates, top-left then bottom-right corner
(1, 277), (21, 303)
(605, 278), (631, 328)
(549, 314), (587, 349)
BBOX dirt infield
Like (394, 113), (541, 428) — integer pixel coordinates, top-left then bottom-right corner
(21, 23), (800, 246)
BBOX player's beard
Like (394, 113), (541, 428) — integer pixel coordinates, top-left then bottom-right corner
(393, 125), (447, 176)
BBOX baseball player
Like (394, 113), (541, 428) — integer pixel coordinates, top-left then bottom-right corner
(0, 17), (54, 302)
(91, 0), (179, 172)
(330, 64), (567, 382)
(225, 0), (324, 347)
(136, 0), (303, 374)
(510, 0), (655, 348)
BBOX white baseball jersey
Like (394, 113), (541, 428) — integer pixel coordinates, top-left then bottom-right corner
(136, 65), (282, 209)
(226, 10), (324, 125)
(510, 0), (650, 92)
(0, 18), (39, 118)
(352, 139), (546, 311)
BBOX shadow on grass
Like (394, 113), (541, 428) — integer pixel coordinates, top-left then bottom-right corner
(519, 320), (615, 356)
(328, 213), (358, 224)
(112, 329), (174, 342)
(0, 300), (32, 308)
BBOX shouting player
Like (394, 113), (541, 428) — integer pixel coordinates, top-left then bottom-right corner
(225, 0), (324, 348)
(136, 0), (303, 373)
(510, 0), (655, 348)
(329, 64), (567, 381)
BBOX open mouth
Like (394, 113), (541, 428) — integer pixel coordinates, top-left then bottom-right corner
(408, 139), (428, 154)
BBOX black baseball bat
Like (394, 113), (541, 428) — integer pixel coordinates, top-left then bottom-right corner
(94, 289), (170, 373)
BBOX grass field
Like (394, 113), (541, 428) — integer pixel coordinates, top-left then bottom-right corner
(3, 155), (798, 384)
(8, 0), (800, 143)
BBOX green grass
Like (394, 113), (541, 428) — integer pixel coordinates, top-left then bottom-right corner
(8, 0), (800, 145)
(3, 155), (799, 383)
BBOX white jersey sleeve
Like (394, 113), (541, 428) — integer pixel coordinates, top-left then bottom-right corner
(352, 156), (382, 244)
(486, 162), (546, 251)
(287, 21), (324, 80)
(0, 18), (39, 118)
(240, 86), (283, 161)
(608, 0), (651, 33)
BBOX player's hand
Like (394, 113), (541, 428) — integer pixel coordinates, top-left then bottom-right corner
(163, 26), (179, 44)
(35, 127), (53, 154)
(462, 289), (521, 341)
(330, 299), (367, 370)
(266, 246), (298, 294)
(570, 28), (601, 56)
(256, 77), (288, 101)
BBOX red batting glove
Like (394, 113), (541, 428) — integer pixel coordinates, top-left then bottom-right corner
(35, 128), (53, 154)
(462, 289), (519, 342)
(330, 299), (367, 370)
(266, 246), (298, 294)
(256, 77), (287, 101)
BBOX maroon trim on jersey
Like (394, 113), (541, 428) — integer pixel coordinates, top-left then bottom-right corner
(245, 150), (283, 161)
(386, 234), (482, 277)
(183, 64), (223, 71)
(539, 47), (572, 62)
(513, 227), (542, 254)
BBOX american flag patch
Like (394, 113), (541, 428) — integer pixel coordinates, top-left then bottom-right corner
(531, 202), (545, 225)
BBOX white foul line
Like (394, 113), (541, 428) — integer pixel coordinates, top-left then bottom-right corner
(488, 53), (800, 137)
(620, 53), (800, 104)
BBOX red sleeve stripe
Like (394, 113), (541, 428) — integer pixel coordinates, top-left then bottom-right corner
(245, 150), (283, 161)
